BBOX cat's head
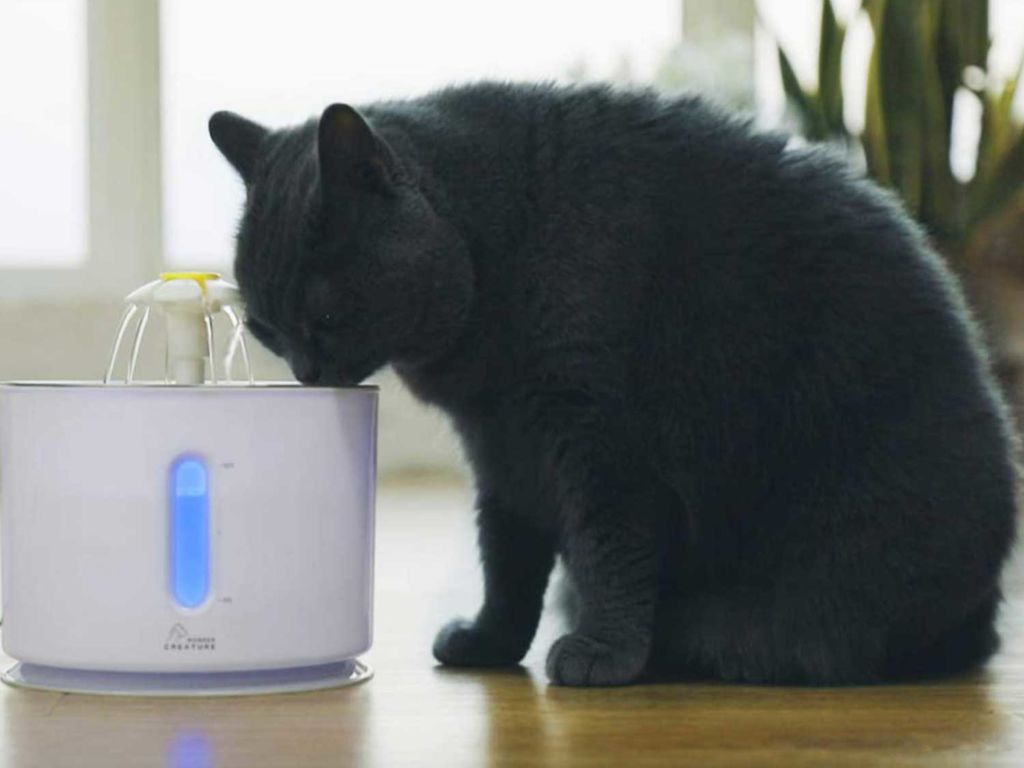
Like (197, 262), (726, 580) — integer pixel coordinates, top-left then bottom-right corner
(208, 104), (473, 385)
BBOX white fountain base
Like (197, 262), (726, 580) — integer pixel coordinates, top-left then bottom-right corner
(2, 658), (372, 697)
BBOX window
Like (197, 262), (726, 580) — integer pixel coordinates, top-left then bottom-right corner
(4, 1), (1020, 282)
(160, 0), (681, 268)
(0, 0), (87, 266)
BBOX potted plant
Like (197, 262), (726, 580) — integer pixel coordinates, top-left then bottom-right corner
(770, 0), (1024, 417)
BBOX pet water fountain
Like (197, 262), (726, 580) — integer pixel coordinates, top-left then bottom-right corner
(0, 272), (377, 696)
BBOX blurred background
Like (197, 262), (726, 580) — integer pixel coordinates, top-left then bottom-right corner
(1, 0), (1022, 479)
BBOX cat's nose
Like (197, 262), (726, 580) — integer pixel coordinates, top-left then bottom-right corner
(289, 354), (321, 385)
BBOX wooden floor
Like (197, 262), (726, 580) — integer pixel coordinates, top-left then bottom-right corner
(2, 480), (1023, 767)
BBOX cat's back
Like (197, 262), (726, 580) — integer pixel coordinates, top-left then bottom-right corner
(406, 81), (782, 192)
(403, 83), (1008, 423)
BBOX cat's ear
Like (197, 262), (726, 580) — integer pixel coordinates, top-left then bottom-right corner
(208, 111), (268, 183)
(318, 103), (395, 200)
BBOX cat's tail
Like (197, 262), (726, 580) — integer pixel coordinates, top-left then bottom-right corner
(883, 593), (1001, 680)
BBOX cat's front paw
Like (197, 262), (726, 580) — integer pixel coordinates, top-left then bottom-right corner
(546, 632), (647, 687)
(433, 619), (526, 667)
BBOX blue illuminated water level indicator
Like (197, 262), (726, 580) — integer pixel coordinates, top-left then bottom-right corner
(171, 456), (209, 608)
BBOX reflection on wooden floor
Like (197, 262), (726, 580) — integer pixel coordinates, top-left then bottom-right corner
(2, 481), (1023, 767)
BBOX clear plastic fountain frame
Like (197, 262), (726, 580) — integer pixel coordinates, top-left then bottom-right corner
(104, 272), (254, 386)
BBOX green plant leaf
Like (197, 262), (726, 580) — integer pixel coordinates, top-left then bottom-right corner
(996, 54), (1024, 125)
(946, 0), (989, 70)
(777, 46), (828, 139)
(919, 2), (958, 236)
(818, 0), (847, 133)
(876, 0), (926, 214)
(863, 7), (891, 186)
(938, 0), (991, 139)
(862, 0), (885, 32)
(970, 127), (1024, 229)
(976, 53), (1024, 186)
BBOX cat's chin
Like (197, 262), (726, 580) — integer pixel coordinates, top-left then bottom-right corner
(314, 351), (390, 387)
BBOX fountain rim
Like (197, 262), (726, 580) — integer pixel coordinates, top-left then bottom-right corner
(0, 381), (379, 392)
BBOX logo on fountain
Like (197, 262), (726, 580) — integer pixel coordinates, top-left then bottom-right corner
(164, 622), (216, 652)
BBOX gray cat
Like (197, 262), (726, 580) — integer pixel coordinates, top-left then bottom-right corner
(209, 82), (1017, 686)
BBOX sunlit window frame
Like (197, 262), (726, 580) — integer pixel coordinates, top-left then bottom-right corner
(1, 0), (163, 302)
(2, 0), (760, 302)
